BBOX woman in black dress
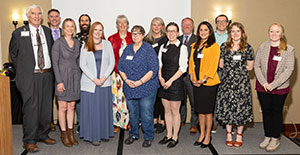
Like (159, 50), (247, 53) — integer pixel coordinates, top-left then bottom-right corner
(189, 21), (220, 148)
(215, 22), (254, 148)
(157, 22), (188, 148)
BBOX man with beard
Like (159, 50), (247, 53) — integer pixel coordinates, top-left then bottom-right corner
(75, 14), (91, 45)
(75, 14), (91, 134)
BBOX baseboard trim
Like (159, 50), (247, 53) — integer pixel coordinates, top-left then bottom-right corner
(283, 124), (300, 132)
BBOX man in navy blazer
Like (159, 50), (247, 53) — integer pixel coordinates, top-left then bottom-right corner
(9, 4), (56, 153)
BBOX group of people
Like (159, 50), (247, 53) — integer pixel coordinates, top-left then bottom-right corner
(9, 4), (295, 153)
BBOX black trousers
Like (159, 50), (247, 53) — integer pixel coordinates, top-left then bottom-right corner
(257, 92), (288, 138)
(154, 96), (164, 121)
(21, 72), (53, 144)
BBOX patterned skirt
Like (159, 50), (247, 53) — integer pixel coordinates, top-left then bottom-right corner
(112, 72), (129, 129)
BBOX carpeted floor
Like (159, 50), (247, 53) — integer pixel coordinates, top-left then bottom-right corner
(13, 123), (300, 155)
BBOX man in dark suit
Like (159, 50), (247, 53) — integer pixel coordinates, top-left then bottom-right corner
(9, 4), (56, 153)
(47, 8), (61, 132)
(48, 9), (61, 42)
(178, 17), (198, 135)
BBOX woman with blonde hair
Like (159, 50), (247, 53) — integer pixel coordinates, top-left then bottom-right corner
(254, 23), (295, 152)
(144, 17), (168, 133)
(215, 22), (254, 148)
(52, 18), (81, 147)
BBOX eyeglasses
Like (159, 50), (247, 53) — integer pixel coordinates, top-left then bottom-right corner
(132, 32), (142, 36)
(167, 30), (178, 33)
(217, 20), (228, 24)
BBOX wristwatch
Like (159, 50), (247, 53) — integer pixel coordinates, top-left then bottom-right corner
(202, 79), (207, 84)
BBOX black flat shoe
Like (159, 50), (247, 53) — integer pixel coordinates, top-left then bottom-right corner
(142, 140), (152, 147)
(155, 123), (166, 134)
(167, 139), (178, 148)
(159, 136), (172, 144)
(125, 135), (138, 145)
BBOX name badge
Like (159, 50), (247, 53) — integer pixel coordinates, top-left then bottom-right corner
(162, 48), (168, 53)
(21, 31), (30, 37)
(273, 55), (282, 61)
(126, 55), (133, 60)
(197, 53), (204, 59)
(152, 43), (158, 48)
(233, 55), (241, 60)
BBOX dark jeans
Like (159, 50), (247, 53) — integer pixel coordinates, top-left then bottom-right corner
(257, 92), (288, 138)
(180, 74), (198, 127)
(126, 91), (157, 141)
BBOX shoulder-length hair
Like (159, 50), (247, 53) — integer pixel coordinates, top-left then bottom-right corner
(194, 21), (215, 50)
(269, 23), (287, 53)
(226, 22), (247, 52)
(61, 18), (76, 37)
(145, 17), (166, 43)
(85, 21), (106, 52)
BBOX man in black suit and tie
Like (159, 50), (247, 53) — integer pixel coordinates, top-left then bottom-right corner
(178, 17), (198, 135)
(9, 4), (56, 153)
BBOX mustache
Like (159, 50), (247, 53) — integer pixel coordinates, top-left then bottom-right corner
(81, 24), (89, 27)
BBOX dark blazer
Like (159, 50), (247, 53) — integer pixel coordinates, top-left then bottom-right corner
(9, 25), (54, 92)
(178, 34), (196, 58)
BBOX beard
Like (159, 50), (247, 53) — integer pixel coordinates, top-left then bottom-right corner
(80, 24), (90, 34)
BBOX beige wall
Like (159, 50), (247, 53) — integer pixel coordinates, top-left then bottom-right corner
(1, 0), (51, 65)
(192, 0), (300, 123)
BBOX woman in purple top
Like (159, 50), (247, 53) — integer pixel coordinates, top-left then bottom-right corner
(118, 25), (159, 148)
(254, 23), (295, 152)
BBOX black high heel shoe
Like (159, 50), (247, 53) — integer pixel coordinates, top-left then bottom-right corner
(200, 137), (211, 148)
(193, 137), (205, 146)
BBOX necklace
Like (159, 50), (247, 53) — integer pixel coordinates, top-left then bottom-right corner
(94, 39), (102, 45)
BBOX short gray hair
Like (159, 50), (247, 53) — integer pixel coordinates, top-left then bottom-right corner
(26, 4), (43, 16)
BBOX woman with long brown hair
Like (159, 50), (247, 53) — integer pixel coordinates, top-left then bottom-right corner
(215, 22), (254, 148)
(79, 21), (115, 146)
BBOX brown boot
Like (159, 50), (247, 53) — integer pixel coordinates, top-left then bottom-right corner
(61, 131), (72, 147)
(68, 128), (79, 145)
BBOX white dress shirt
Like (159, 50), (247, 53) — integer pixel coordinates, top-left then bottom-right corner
(158, 39), (188, 73)
(29, 24), (51, 69)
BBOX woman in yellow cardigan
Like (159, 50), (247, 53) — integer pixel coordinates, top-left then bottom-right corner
(189, 21), (220, 148)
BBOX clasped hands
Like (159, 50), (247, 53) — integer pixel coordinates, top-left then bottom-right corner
(93, 77), (107, 86)
(125, 79), (143, 88)
(159, 78), (172, 89)
(263, 83), (273, 91)
(190, 76), (204, 87)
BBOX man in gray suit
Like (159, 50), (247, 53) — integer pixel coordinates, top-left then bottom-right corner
(178, 17), (198, 135)
(9, 4), (55, 153)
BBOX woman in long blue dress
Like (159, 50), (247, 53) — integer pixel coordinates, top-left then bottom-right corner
(79, 21), (115, 146)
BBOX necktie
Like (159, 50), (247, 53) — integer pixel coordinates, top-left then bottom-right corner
(54, 29), (59, 41)
(184, 35), (189, 45)
(36, 29), (45, 69)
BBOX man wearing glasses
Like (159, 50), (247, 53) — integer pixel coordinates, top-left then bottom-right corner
(214, 14), (230, 46)
(212, 14), (230, 134)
